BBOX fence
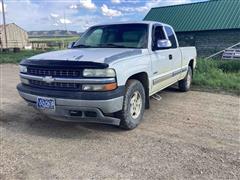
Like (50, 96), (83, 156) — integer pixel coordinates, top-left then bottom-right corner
(222, 49), (240, 60)
(0, 40), (27, 50)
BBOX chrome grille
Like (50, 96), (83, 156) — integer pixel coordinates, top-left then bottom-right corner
(28, 67), (81, 78)
(29, 80), (80, 90)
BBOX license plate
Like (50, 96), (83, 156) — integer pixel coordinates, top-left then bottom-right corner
(37, 97), (55, 110)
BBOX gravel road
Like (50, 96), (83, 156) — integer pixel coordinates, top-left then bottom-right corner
(0, 64), (240, 180)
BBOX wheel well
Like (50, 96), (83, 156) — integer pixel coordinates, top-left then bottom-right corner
(128, 72), (150, 109)
(189, 59), (194, 71)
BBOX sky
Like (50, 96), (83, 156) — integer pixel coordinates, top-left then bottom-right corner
(0, 0), (207, 32)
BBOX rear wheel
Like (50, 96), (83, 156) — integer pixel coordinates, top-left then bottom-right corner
(116, 80), (145, 130)
(178, 66), (192, 92)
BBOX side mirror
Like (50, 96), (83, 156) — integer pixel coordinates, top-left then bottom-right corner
(68, 42), (75, 49)
(157, 39), (172, 49)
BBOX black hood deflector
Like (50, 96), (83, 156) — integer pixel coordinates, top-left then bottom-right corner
(20, 59), (109, 69)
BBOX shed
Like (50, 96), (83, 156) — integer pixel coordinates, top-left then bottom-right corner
(144, 0), (240, 57)
(0, 23), (29, 50)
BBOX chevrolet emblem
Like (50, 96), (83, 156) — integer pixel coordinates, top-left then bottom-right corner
(43, 76), (54, 83)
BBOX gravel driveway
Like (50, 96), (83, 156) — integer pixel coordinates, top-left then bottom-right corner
(0, 64), (239, 180)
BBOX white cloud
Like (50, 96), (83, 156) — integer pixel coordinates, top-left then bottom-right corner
(145, 0), (192, 8)
(101, 4), (122, 17)
(111, 0), (121, 4)
(111, 0), (140, 4)
(119, 0), (192, 13)
(118, 6), (148, 13)
(50, 13), (59, 18)
(0, 2), (7, 13)
(59, 18), (72, 24)
(79, 0), (96, 10)
(69, 4), (78, 9)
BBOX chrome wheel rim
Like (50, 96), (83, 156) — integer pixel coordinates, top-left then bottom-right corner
(130, 91), (142, 119)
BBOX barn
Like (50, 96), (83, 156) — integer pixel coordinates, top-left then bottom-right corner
(144, 0), (240, 57)
(0, 23), (29, 50)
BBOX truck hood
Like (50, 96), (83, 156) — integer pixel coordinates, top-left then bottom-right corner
(28, 48), (143, 64)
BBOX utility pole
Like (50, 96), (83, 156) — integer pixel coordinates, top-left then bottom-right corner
(63, 11), (67, 32)
(1, 0), (7, 49)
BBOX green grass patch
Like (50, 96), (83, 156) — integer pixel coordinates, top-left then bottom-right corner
(0, 50), (45, 64)
(193, 59), (240, 94)
(29, 36), (79, 43)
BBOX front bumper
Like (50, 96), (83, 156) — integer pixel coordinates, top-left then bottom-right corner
(17, 85), (124, 125)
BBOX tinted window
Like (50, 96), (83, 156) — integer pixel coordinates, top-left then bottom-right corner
(152, 26), (166, 50)
(153, 26), (166, 41)
(74, 24), (148, 49)
(165, 26), (177, 48)
(85, 29), (103, 46)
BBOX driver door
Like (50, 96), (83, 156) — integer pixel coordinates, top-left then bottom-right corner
(150, 25), (174, 94)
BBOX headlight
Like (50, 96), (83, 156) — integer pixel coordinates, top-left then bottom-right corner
(82, 83), (117, 91)
(19, 65), (27, 73)
(83, 69), (116, 78)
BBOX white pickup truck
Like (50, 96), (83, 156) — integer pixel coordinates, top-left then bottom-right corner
(17, 21), (197, 130)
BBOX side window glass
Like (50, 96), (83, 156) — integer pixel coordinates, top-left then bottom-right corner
(165, 26), (177, 48)
(152, 26), (166, 50)
(85, 29), (103, 46)
(154, 26), (166, 41)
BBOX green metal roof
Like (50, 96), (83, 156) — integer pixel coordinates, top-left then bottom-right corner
(144, 0), (240, 32)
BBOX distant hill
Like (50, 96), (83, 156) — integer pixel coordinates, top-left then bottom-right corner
(28, 30), (82, 37)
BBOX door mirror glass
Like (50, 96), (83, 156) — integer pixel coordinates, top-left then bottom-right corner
(68, 42), (75, 49)
(157, 39), (172, 49)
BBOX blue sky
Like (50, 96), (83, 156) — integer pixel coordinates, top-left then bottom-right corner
(0, 0), (207, 32)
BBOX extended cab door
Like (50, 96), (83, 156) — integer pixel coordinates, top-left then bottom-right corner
(150, 24), (178, 94)
(164, 26), (182, 82)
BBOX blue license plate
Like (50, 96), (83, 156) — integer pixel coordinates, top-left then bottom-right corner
(37, 97), (55, 110)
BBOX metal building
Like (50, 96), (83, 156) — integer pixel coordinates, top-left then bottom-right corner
(144, 0), (240, 57)
(0, 23), (29, 50)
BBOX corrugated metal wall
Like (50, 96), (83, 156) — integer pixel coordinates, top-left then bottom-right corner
(144, 0), (240, 32)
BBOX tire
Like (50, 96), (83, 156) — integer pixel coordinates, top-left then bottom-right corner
(116, 80), (145, 130)
(178, 66), (193, 92)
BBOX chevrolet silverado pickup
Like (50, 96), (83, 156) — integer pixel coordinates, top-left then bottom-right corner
(17, 21), (197, 130)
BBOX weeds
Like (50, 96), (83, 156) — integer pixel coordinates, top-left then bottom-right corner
(193, 59), (240, 94)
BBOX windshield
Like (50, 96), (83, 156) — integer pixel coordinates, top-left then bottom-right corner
(73, 24), (148, 49)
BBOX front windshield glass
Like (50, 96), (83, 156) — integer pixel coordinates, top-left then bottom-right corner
(73, 24), (148, 49)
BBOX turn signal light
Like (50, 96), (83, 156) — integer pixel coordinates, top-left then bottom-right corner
(82, 83), (117, 91)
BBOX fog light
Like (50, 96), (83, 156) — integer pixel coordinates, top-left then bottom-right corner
(20, 78), (29, 85)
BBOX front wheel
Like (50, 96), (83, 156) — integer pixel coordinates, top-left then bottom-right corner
(178, 66), (193, 92)
(116, 80), (145, 130)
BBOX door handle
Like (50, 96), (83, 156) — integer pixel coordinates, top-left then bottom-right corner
(169, 54), (173, 60)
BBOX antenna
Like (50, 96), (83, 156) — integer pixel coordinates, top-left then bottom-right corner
(1, 0), (7, 48)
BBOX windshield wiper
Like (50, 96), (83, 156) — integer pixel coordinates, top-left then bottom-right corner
(99, 43), (128, 48)
(73, 44), (94, 48)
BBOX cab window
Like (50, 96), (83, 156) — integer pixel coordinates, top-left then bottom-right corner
(152, 26), (166, 50)
(165, 26), (177, 48)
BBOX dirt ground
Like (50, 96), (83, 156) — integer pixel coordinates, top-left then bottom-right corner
(0, 64), (239, 180)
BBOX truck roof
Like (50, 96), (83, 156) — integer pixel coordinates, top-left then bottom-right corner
(94, 21), (169, 27)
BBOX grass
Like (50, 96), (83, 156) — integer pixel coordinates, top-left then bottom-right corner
(0, 50), (45, 64)
(192, 59), (240, 94)
(29, 36), (79, 43)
